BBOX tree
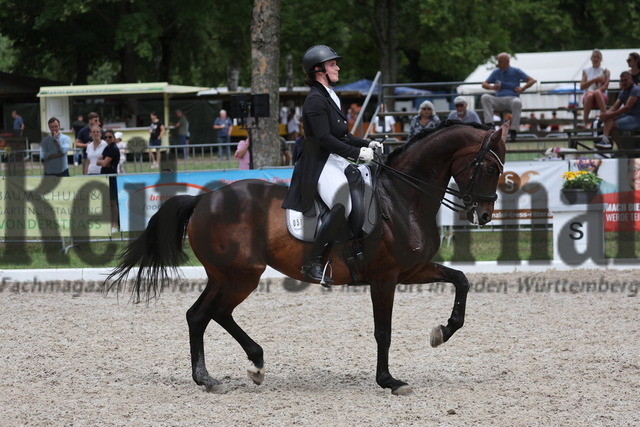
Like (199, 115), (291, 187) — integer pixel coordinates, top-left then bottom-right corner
(250, 0), (281, 168)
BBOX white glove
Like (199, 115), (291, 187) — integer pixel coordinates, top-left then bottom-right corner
(368, 140), (384, 151)
(359, 147), (374, 163)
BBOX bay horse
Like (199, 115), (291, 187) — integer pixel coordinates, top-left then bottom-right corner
(107, 121), (507, 396)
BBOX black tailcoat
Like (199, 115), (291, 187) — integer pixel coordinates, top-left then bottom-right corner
(282, 81), (368, 213)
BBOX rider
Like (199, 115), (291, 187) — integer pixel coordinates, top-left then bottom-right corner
(282, 45), (382, 285)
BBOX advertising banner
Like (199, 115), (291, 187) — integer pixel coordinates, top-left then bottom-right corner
(438, 160), (567, 226)
(0, 176), (111, 238)
(116, 169), (293, 232)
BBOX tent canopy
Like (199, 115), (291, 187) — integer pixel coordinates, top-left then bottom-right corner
(38, 82), (209, 97)
(458, 49), (638, 94)
(333, 79), (431, 96)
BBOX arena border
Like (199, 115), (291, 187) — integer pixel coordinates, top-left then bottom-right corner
(1, 259), (639, 284)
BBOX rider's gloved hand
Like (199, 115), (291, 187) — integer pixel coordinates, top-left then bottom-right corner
(359, 147), (374, 163)
(368, 140), (384, 151)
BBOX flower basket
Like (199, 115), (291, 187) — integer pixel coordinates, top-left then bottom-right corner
(560, 171), (602, 204)
(560, 188), (598, 204)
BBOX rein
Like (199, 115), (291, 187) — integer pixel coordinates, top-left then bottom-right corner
(372, 129), (502, 213)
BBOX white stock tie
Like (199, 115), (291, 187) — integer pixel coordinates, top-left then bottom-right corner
(328, 87), (341, 109)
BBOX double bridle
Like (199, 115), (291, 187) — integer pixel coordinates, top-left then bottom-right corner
(372, 129), (504, 213)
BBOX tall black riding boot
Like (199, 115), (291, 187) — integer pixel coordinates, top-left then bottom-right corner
(301, 204), (346, 286)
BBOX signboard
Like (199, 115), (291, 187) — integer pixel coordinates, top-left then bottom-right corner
(116, 169), (293, 232)
(0, 176), (111, 238)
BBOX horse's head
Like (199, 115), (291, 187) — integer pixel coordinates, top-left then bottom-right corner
(451, 122), (507, 225)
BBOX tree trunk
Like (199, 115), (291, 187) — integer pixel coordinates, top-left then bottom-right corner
(250, 0), (281, 168)
(374, 0), (398, 98)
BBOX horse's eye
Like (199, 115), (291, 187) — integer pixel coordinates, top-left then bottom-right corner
(486, 165), (498, 175)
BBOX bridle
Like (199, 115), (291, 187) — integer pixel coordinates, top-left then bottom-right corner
(372, 129), (504, 213)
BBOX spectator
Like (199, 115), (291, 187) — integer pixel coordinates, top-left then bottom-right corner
(481, 52), (537, 141)
(408, 100), (440, 139)
(40, 117), (71, 177)
(234, 136), (251, 170)
(538, 113), (549, 132)
(213, 109), (233, 161)
(280, 136), (292, 165)
(75, 112), (102, 170)
(148, 112), (165, 168)
(86, 124), (107, 174)
(550, 111), (560, 132)
(174, 109), (189, 159)
(287, 109), (300, 141)
(97, 129), (121, 233)
(292, 123), (305, 165)
(528, 113), (539, 132)
(628, 52), (640, 85)
(115, 131), (126, 174)
(11, 110), (24, 137)
(72, 115), (86, 137)
(71, 115), (86, 166)
(596, 71), (640, 149)
(447, 96), (481, 124)
(373, 104), (397, 133)
(581, 49), (610, 128)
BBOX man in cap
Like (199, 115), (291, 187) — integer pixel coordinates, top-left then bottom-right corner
(447, 96), (481, 124)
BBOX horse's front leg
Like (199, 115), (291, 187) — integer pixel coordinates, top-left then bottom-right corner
(369, 282), (415, 396)
(426, 263), (470, 347)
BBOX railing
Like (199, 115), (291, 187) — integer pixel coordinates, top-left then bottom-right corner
(0, 142), (253, 177)
(368, 78), (640, 159)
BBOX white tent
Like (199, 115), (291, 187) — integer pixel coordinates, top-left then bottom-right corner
(457, 49), (639, 116)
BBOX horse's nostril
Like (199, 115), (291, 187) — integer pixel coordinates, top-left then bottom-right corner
(481, 212), (491, 223)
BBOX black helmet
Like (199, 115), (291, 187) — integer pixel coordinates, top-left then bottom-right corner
(302, 45), (342, 74)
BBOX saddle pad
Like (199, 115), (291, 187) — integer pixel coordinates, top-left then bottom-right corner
(286, 165), (377, 242)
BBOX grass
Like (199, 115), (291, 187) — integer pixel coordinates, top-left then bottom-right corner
(1, 230), (638, 269)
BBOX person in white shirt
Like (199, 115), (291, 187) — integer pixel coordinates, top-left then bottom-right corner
(581, 49), (610, 128)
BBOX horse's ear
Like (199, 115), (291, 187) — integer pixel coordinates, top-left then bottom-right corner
(494, 121), (510, 145)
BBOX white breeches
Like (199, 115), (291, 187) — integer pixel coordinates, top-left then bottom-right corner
(317, 154), (354, 219)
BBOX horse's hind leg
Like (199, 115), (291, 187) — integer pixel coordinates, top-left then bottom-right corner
(186, 287), (222, 392)
(186, 279), (264, 392)
(428, 264), (470, 348)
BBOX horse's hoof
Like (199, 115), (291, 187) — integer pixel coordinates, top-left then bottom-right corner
(430, 325), (444, 347)
(392, 385), (416, 396)
(247, 365), (265, 385)
(203, 379), (225, 393)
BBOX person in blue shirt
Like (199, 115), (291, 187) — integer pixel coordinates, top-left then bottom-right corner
(597, 71), (640, 149)
(12, 110), (24, 137)
(481, 52), (537, 141)
(213, 109), (233, 161)
(40, 117), (71, 176)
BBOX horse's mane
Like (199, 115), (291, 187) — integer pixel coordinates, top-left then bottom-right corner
(385, 120), (492, 165)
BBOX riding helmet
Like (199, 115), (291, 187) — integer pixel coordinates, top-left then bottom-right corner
(302, 45), (342, 74)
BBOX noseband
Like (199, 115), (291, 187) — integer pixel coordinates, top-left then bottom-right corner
(373, 129), (504, 213)
(451, 129), (504, 209)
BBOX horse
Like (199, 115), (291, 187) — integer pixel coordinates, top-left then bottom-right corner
(107, 121), (508, 396)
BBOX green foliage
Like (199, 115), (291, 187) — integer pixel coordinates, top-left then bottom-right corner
(1, 0), (640, 87)
(561, 171), (603, 191)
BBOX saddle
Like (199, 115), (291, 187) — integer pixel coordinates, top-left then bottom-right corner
(286, 164), (379, 285)
(285, 164), (379, 242)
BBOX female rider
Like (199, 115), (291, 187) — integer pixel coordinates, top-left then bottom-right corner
(282, 45), (382, 285)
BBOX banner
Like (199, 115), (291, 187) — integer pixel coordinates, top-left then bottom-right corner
(589, 157), (640, 231)
(438, 160), (567, 226)
(116, 169), (293, 232)
(0, 176), (111, 238)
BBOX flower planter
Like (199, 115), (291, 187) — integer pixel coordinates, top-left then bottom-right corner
(560, 188), (598, 205)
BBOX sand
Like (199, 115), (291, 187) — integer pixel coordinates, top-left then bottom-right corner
(1, 269), (638, 426)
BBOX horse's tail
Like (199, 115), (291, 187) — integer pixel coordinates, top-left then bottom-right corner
(106, 194), (202, 303)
